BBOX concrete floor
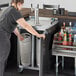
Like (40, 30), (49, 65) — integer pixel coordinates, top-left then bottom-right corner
(4, 65), (75, 76)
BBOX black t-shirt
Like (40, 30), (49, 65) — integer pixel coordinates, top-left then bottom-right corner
(0, 6), (23, 34)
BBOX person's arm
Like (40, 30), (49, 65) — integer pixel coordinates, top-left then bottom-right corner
(16, 18), (45, 39)
(13, 27), (24, 40)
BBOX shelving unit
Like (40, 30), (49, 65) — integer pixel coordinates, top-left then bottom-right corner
(52, 32), (76, 76)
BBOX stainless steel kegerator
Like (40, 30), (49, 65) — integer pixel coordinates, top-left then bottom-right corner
(17, 17), (59, 76)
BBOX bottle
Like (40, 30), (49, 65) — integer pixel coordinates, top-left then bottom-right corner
(58, 22), (66, 45)
(73, 34), (76, 51)
(61, 27), (64, 37)
(68, 22), (73, 50)
(62, 22), (66, 32)
(63, 30), (68, 45)
(68, 33), (73, 46)
(60, 22), (65, 37)
(62, 30), (68, 50)
(69, 22), (72, 33)
(68, 33), (73, 50)
(73, 34), (76, 46)
(58, 32), (63, 45)
(54, 33), (58, 41)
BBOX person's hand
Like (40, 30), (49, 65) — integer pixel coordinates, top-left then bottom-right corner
(18, 35), (24, 41)
(37, 34), (45, 39)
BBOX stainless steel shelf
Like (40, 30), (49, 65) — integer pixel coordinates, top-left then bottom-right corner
(52, 38), (76, 76)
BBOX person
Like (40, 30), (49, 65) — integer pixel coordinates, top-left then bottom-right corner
(0, 0), (45, 76)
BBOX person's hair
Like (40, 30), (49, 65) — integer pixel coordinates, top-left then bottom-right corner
(11, 0), (24, 4)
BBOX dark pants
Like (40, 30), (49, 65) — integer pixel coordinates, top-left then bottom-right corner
(0, 29), (10, 76)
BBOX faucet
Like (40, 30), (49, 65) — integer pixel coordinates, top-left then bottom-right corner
(35, 4), (39, 25)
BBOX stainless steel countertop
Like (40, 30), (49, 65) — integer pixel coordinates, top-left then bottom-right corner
(18, 17), (58, 32)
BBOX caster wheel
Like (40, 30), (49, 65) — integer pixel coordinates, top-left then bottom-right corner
(18, 67), (24, 73)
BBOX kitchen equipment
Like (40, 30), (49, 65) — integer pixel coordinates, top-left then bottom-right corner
(17, 17), (59, 76)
